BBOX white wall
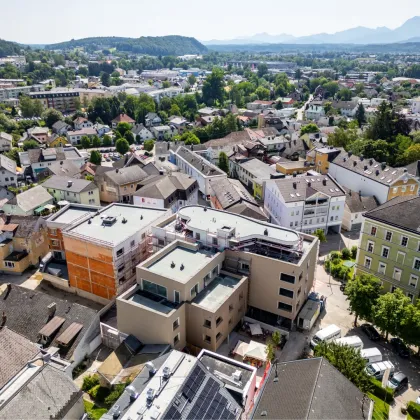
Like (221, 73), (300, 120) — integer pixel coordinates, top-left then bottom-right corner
(0, 169), (16, 187)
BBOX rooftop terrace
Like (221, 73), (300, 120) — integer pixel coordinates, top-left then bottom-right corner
(48, 204), (99, 226)
(128, 289), (179, 315)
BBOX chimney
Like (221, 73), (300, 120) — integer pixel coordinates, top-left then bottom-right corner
(375, 170), (380, 176)
(360, 155), (364, 161)
(47, 302), (56, 317)
(353, 161), (357, 167)
(322, 179), (327, 186)
(308, 182), (311, 187)
(381, 162), (386, 170)
(369, 159), (373, 166)
(5, 215), (11, 225)
(0, 312), (6, 329)
(67, 180), (73, 188)
(293, 182), (297, 189)
(364, 165), (368, 171)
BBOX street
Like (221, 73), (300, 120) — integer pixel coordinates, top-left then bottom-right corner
(296, 94), (313, 121)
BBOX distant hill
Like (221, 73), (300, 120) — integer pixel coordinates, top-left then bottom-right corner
(43, 35), (208, 56)
(204, 16), (420, 45)
(0, 38), (26, 57)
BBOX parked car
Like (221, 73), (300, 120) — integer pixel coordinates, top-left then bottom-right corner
(390, 338), (410, 358)
(361, 324), (380, 341)
(387, 372), (408, 393)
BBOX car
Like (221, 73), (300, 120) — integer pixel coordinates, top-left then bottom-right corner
(390, 338), (410, 358)
(387, 372), (408, 393)
(106, 157), (111, 162)
(361, 323), (380, 341)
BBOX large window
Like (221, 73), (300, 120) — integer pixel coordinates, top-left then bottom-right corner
(401, 236), (408, 247)
(174, 291), (180, 303)
(378, 262), (387, 275)
(370, 226), (377, 236)
(278, 302), (293, 312)
(414, 258), (420, 272)
(409, 275), (418, 288)
(279, 288), (294, 298)
(190, 283), (199, 298)
(364, 257), (372, 269)
(280, 273), (295, 284)
(142, 280), (167, 298)
(385, 231), (393, 242)
(367, 241), (374, 253)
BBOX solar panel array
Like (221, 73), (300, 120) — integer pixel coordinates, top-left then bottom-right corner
(183, 365), (206, 401)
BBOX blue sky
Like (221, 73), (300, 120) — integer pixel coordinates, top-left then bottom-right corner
(1, 0), (419, 44)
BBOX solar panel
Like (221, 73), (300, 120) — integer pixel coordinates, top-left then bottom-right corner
(164, 406), (182, 420)
(183, 365), (206, 401)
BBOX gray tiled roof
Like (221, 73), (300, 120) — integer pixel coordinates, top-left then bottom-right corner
(363, 196), (420, 233)
(238, 159), (277, 180)
(28, 148), (66, 164)
(46, 160), (81, 178)
(272, 174), (346, 203)
(343, 188), (379, 213)
(0, 364), (82, 420)
(0, 284), (98, 360)
(252, 358), (372, 420)
(7, 185), (53, 212)
(0, 154), (16, 174)
(0, 132), (13, 142)
(42, 175), (97, 193)
(0, 327), (40, 389)
(0, 215), (43, 238)
(104, 165), (149, 185)
(176, 146), (225, 176)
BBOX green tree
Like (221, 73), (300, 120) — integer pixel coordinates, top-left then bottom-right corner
(101, 72), (111, 87)
(345, 274), (382, 326)
(85, 174), (95, 181)
(399, 303), (420, 351)
(403, 144), (420, 164)
(355, 103), (366, 128)
(218, 151), (229, 173)
(169, 104), (181, 116)
(143, 139), (155, 152)
(257, 63), (268, 78)
(202, 68), (225, 106)
(328, 127), (358, 149)
(89, 150), (102, 165)
(337, 88), (352, 101)
(314, 229), (326, 243)
(162, 81), (170, 89)
(323, 81), (339, 98)
(115, 137), (130, 155)
(102, 135), (112, 146)
(271, 331), (281, 347)
(159, 96), (172, 112)
(81, 135), (92, 149)
(19, 96), (43, 118)
(5, 147), (22, 166)
(373, 288), (411, 340)
(223, 113), (239, 134)
(22, 139), (40, 151)
(124, 130), (135, 145)
(314, 341), (371, 393)
(301, 123), (319, 135)
(92, 136), (101, 148)
(265, 340), (275, 362)
(188, 74), (196, 86)
(42, 108), (63, 128)
(115, 122), (132, 137)
(255, 86), (270, 100)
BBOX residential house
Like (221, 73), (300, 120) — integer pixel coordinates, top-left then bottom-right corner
(41, 176), (100, 206)
(29, 90), (80, 113)
(111, 113), (135, 129)
(209, 177), (268, 221)
(197, 107), (221, 117)
(52, 120), (70, 135)
(151, 125), (177, 140)
(45, 134), (69, 148)
(132, 123), (154, 141)
(0, 132), (12, 152)
(96, 165), (150, 203)
(252, 357), (373, 420)
(264, 175), (346, 234)
(145, 112), (162, 128)
(94, 123), (110, 137)
(342, 188), (379, 231)
(62, 203), (170, 300)
(150, 206), (318, 330)
(276, 158), (314, 175)
(1, 186), (54, 216)
(66, 127), (97, 145)
(331, 100), (358, 117)
(27, 126), (50, 144)
(329, 152), (420, 204)
(133, 172), (198, 213)
(356, 196), (420, 302)
(80, 161), (97, 178)
(171, 146), (227, 196)
(0, 215), (49, 273)
(410, 97), (420, 114)
(73, 116), (93, 130)
(0, 155), (17, 187)
(168, 116), (188, 134)
(306, 146), (342, 174)
(305, 101), (325, 121)
(147, 87), (183, 103)
(41, 160), (81, 179)
(278, 97), (295, 108)
(247, 100), (276, 111)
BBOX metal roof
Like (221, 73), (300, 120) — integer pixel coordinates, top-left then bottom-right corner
(38, 316), (65, 338)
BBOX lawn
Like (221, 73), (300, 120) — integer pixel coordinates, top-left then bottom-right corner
(83, 400), (107, 420)
(368, 393), (390, 420)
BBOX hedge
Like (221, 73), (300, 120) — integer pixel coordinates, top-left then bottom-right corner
(407, 402), (420, 420)
(88, 384), (110, 403)
(82, 375), (99, 392)
(370, 378), (394, 402)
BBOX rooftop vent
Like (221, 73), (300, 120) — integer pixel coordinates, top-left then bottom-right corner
(375, 170), (380, 176)
(47, 302), (56, 317)
(322, 179), (327, 186)
(140, 215), (143, 220)
(103, 216), (117, 226)
(348, 152), (352, 157)
(360, 155), (364, 161)
(122, 217), (127, 224)
(307, 182), (311, 187)
(369, 159), (373, 166)
(146, 388), (155, 402)
(292, 182), (297, 189)
(264, 228), (268, 236)
(125, 385), (139, 402)
(171, 261), (175, 269)
(145, 362), (156, 376)
(364, 165), (368, 171)
(67, 180), (73, 188)
(403, 168), (408, 173)
(381, 162), (386, 170)
(232, 370), (242, 382)
(88, 219), (92, 224)
(353, 161), (357, 167)
(180, 263), (184, 271)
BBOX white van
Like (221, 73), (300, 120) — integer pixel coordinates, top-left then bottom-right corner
(365, 361), (394, 380)
(361, 348), (382, 364)
(310, 324), (341, 348)
(335, 336), (363, 351)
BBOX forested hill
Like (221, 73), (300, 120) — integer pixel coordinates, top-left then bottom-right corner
(0, 39), (27, 57)
(43, 35), (208, 55)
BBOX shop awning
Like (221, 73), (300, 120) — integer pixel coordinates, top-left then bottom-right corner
(250, 323), (263, 336)
(34, 206), (46, 214)
(45, 204), (55, 210)
(233, 340), (248, 357)
(245, 340), (267, 362)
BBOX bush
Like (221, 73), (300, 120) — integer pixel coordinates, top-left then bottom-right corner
(407, 401), (420, 419)
(341, 248), (351, 260)
(351, 245), (358, 259)
(370, 378), (394, 402)
(324, 260), (331, 273)
(330, 251), (341, 262)
(88, 384), (110, 403)
(104, 383), (127, 406)
(330, 264), (341, 278)
(82, 375), (99, 392)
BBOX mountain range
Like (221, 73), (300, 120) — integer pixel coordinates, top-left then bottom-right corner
(204, 16), (420, 45)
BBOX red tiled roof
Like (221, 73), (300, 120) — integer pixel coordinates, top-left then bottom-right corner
(112, 114), (135, 123)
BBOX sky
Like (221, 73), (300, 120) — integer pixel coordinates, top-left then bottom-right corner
(1, 0), (419, 44)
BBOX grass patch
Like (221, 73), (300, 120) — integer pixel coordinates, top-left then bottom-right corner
(368, 393), (390, 420)
(83, 400), (107, 420)
(407, 414), (414, 420)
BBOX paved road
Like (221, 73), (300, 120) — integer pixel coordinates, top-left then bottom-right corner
(296, 94), (313, 121)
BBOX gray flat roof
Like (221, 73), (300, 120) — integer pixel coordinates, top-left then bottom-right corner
(50, 205), (99, 226)
(148, 246), (216, 283)
(128, 293), (173, 314)
(193, 274), (241, 312)
(67, 204), (167, 247)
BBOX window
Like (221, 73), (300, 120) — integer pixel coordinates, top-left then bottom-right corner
(397, 251), (406, 264)
(367, 241), (374, 253)
(216, 316), (223, 326)
(190, 283), (199, 298)
(158, 239), (164, 246)
(143, 280), (167, 298)
(228, 318), (232, 325)
(174, 333), (180, 346)
(335, 216), (338, 221)
(50, 228), (57, 236)
(295, 221), (298, 226)
(278, 302), (293, 312)
(241, 263), (250, 272)
(407, 293), (414, 303)
(216, 332), (223, 342)
(174, 290), (180, 303)
(385, 231), (393, 242)
(204, 335), (211, 344)
(50, 239), (59, 247)
(280, 273), (295, 284)
(118, 264), (125, 273)
(4, 261), (14, 268)
(290, 222), (293, 227)
(195, 232), (201, 240)
(204, 319), (211, 328)
(364, 257), (372, 269)
(130, 240), (135, 247)
(370, 226), (377, 236)
(330, 217), (333, 222)
(410, 185), (415, 192)
(279, 288), (294, 298)
(393, 187), (398, 193)
(414, 258), (420, 271)
(212, 236), (218, 245)
(381, 246), (390, 259)
(173, 318), (180, 331)
(401, 186), (406, 193)
(393, 268), (402, 281)
(409, 275), (418, 288)
(116, 247), (124, 257)
(229, 304), (234, 312)
(296, 210), (299, 215)
(401, 236), (408, 247)
(378, 262), (387, 275)
(332, 206), (335, 210)
(291, 211), (294, 216)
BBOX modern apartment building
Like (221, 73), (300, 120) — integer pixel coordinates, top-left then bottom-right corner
(29, 90), (80, 113)
(356, 196), (420, 302)
(62, 204), (170, 300)
(147, 206), (318, 330)
(264, 175), (346, 234)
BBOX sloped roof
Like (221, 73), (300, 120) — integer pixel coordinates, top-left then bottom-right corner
(42, 175), (97, 193)
(0, 132), (13, 142)
(6, 185), (53, 212)
(104, 165), (149, 185)
(0, 215), (43, 238)
(112, 113), (135, 123)
(344, 188), (379, 213)
(46, 160), (81, 178)
(0, 154), (17, 174)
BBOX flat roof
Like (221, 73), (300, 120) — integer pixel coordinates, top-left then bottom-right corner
(193, 274), (241, 312)
(148, 246), (216, 283)
(66, 204), (167, 247)
(177, 206), (301, 246)
(49, 204), (99, 226)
